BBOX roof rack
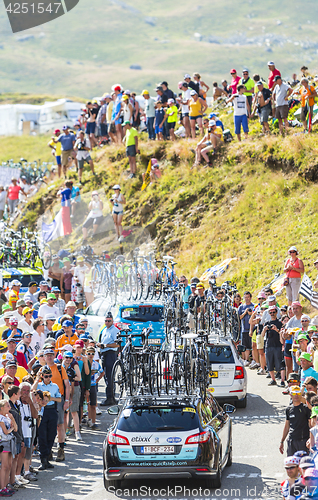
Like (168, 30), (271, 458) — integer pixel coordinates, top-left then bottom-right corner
(122, 393), (200, 406)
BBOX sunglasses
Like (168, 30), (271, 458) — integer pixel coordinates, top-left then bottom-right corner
(39, 355), (44, 358)
(301, 320), (309, 322)
(179, 280), (186, 283)
(269, 312), (276, 314)
(43, 375), (52, 379)
(105, 320), (112, 322)
(285, 466), (296, 470)
(289, 251), (296, 254)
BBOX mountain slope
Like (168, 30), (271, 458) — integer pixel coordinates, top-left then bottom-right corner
(0, 0), (318, 95)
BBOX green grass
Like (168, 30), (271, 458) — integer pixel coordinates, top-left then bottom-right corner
(0, 0), (318, 95)
(0, 134), (53, 162)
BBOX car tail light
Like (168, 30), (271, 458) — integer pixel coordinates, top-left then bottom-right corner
(115, 322), (130, 330)
(185, 431), (210, 444)
(108, 432), (130, 445)
(109, 469), (120, 473)
(234, 366), (244, 379)
(196, 468), (209, 471)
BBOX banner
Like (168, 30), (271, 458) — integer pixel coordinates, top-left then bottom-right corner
(41, 209), (64, 242)
(299, 274), (318, 310)
(200, 258), (237, 281)
(141, 159), (152, 191)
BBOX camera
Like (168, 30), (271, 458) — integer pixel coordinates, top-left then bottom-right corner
(24, 416), (33, 422)
(99, 343), (105, 349)
(78, 141), (86, 150)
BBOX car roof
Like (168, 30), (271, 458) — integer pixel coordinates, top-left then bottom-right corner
(118, 301), (164, 308)
(207, 336), (235, 346)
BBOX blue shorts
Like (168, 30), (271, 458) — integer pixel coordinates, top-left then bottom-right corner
(86, 122), (96, 134)
(115, 118), (123, 126)
(155, 125), (163, 134)
(24, 437), (32, 449)
(234, 114), (248, 134)
(55, 155), (61, 166)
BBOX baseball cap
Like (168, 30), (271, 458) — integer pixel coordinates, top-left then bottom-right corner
(299, 456), (315, 469)
(79, 334), (89, 340)
(28, 281), (37, 287)
(299, 352), (311, 362)
(47, 293), (56, 300)
(40, 298), (48, 304)
(54, 129), (60, 134)
(45, 313), (56, 321)
(62, 125), (69, 130)
(22, 331), (33, 337)
(294, 451), (308, 459)
(102, 93), (111, 99)
(312, 333), (318, 340)
(9, 318), (18, 326)
(296, 334), (309, 343)
(6, 338), (16, 344)
(39, 280), (49, 286)
(209, 120), (216, 126)
(16, 300), (26, 308)
(3, 311), (13, 319)
(22, 307), (34, 316)
(65, 301), (76, 308)
(6, 361), (17, 368)
(51, 286), (61, 292)
(167, 98), (175, 104)
(292, 301), (302, 308)
(184, 73), (191, 79)
(268, 305), (277, 311)
(284, 456), (300, 468)
(63, 351), (73, 358)
(256, 81), (264, 86)
(257, 291), (266, 299)
(288, 246), (298, 253)
(155, 86), (163, 92)
(123, 120), (131, 126)
(304, 468), (318, 479)
(287, 372), (300, 383)
(301, 314), (311, 322)
(268, 295), (276, 302)
(289, 385), (301, 395)
(190, 90), (197, 96)
(113, 85), (121, 92)
(209, 113), (218, 119)
(2, 305), (12, 312)
(190, 283), (196, 288)
(267, 61), (275, 65)
(113, 184), (121, 190)
(77, 256), (84, 263)
(75, 340), (84, 348)
(60, 344), (73, 351)
(11, 280), (22, 287)
(311, 406), (318, 418)
(122, 95), (129, 100)
(230, 69), (237, 74)
(2, 353), (13, 362)
(141, 89), (149, 95)
(62, 320), (73, 327)
(196, 282), (204, 289)
(106, 312), (113, 319)
(44, 349), (55, 355)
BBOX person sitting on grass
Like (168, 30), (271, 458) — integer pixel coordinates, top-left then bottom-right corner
(194, 120), (223, 167)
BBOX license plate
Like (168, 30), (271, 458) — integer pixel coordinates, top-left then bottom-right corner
(141, 446), (174, 454)
(209, 371), (218, 378)
(148, 338), (161, 345)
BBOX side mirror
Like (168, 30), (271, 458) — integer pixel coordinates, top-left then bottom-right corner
(76, 308), (84, 314)
(237, 344), (246, 353)
(107, 405), (120, 415)
(223, 404), (236, 414)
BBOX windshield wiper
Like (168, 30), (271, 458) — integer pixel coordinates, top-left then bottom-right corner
(156, 425), (184, 430)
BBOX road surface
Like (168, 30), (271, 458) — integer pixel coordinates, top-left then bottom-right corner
(18, 370), (288, 499)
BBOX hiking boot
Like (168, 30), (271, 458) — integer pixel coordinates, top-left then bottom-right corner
(46, 460), (54, 469)
(56, 448), (65, 462)
(38, 459), (48, 471)
(268, 380), (277, 386)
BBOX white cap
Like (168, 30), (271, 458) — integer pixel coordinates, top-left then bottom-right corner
(267, 61), (275, 66)
(11, 279), (22, 287)
(2, 353), (14, 362)
(60, 344), (73, 351)
(301, 314), (311, 322)
(288, 246), (298, 253)
(112, 184), (121, 190)
(3, 311), (13, 319)
(184, 73), (191, 79)
(190, 90), (197, 96)
(209, 120), (216, 126)
(268, 295), (276, 302)
(167, 98), (175, 104)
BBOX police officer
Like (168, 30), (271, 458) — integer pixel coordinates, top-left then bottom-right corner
(97, 313), (119, 406)
(32, 365), (61, 470)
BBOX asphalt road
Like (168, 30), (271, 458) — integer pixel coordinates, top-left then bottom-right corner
(18, 370), (288, 500)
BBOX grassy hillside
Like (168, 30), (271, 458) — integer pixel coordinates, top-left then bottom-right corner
(0, 0), (318, 95)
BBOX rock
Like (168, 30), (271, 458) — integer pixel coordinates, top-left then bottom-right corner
(140, 203), (152, 215)
(130, 64), (142, 70)
(163, 238), (181, 252)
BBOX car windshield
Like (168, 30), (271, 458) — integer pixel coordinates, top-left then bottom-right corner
(17, 274), (43, 287)
(120, 306), (164, 323)
(207, 345), (234, 364)
(117, 406), (199, 432)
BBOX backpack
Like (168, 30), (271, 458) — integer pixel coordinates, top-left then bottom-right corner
(223, 129), (233, 142)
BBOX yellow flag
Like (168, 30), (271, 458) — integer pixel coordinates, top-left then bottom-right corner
(141, 159), (152, 191)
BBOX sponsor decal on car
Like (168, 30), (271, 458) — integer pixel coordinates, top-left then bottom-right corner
(166, 437), (182, 444)
(131, 435), (153, 443)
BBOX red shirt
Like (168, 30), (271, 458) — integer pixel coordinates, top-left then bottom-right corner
(268, 68), (281, 90)
(8, 185), (21, 200)
(230, 76), (240, 94)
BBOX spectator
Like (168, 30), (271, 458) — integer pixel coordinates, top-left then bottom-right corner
(33, 292), (47, 312)
(98, 94), (111, 139)
(51, 287), (65, 316)
(227, 84), (250, 141)
(110, 184), (126, 242)
(7, 178), (25, 215)
(212, 82), (227, 101)
(262, 306), (283, 386)
(86, 347), (104, 429)
(252, 81), (272, 134)
(160, 81), (175, 101)
(194, 120), (223, 167)
(281, 456), (302, 499)
(97, 313), (119, 406)
(30, 318), (47, 356)
(48, 255), (63, 292)
(154, 100), (165, 141)
(62, 301), (80, 327)
(85, 101), (98, 148)
(121, 94), (134, 132)
(8, 385), (23, 489)
(62, 350), (82, 441)
(208, 112), (224, 131)
(177, 82), (191, 138)
(55, 320), (78, 351)
(0, 185), (7, 220)
(283, 246), (304, 306)
(73, 258), (87, 308)
(34, 281), (49, 301)
(299, 353), (318, 387)
(239, 69), (254, 108)
(141, 90), (156, 140)
(112, 85), (123, 143)
(23, 281), (38, 306)
(280, 385), (310, 456)
(238, 292), (254, 365)
(272, 75), (292, 135)
(62, 257), (74, 304)
(297, 78), (317, 132)
(16, 332), (33, 370)
(55, 125), (76, 178)
(74, 131), (95, 183)
(12, 299), (26, 323)
(189, 90), (207, 138)
(0, 287), (7, 315)
(0, 399), (18, 495)
(268, 61), (281, 90)
(229, 69), (241, 94)
(32, 365), (61, 470)
(18, 306), (35, 333)
(131, 92), (140, 129)
(82, 191), (104, 241)
(165, 98), (178, 141)
(221, 79), (231, 95)
(18, 382), (38, 482)
(8, 280), (22, 311)
(123, 121), (139, 179)
(183, 74), (199, 94)
(38, 294), (58, 320)
(193, 73), (209, 99)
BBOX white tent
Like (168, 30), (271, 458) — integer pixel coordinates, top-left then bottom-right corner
(0, 104), (41, 136)
(38, 99), (84, 133)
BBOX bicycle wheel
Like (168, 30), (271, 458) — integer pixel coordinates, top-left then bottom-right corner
(183, 352), (192, 395)
(40, 243), (52, 270)
(155, 351), (163, 397)
(131, 271), (139, 301)
(111, 360), (125, 403)
(141, 270), (149, 300)
(195, 358), (207, 402)
(163, 351), (171, 395)
(128, 355), (138, 396)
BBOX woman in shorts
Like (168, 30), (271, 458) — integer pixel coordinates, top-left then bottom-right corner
(82, 191), (104, 241)
(189, 91), (207, 138)
(110, 185), (126, 242)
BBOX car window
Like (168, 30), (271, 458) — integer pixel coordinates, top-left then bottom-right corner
(205, 392), (221, 417)
(98, 301), (111, 317)
(17, 274), (43, 287)
(198, 402), (213, 427)
(207, 345), (234, 364)
(120, 306), (164, 322)
(117, 406), (199, 432)
(86, 299), (103, 316)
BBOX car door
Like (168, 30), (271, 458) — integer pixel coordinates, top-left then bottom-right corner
(83, 298), (104, 339)
(206, 393), (230, 468)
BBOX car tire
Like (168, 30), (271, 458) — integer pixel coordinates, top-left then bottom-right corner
(225, 444), (232, 467)
(104, 477), (121, 489)
(236, 395), (247, 408)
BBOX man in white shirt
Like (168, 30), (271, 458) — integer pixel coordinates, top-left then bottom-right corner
(23, 282), (38, 305)
(30, 318), (47, 356)
(226, 84), (250, 141)
(272, 75), (292, 134)
(38, 293), (59, 320)
(18, 307), (35, 334)
(51, 287), (65, 316)
(12, 299), (26, 322)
